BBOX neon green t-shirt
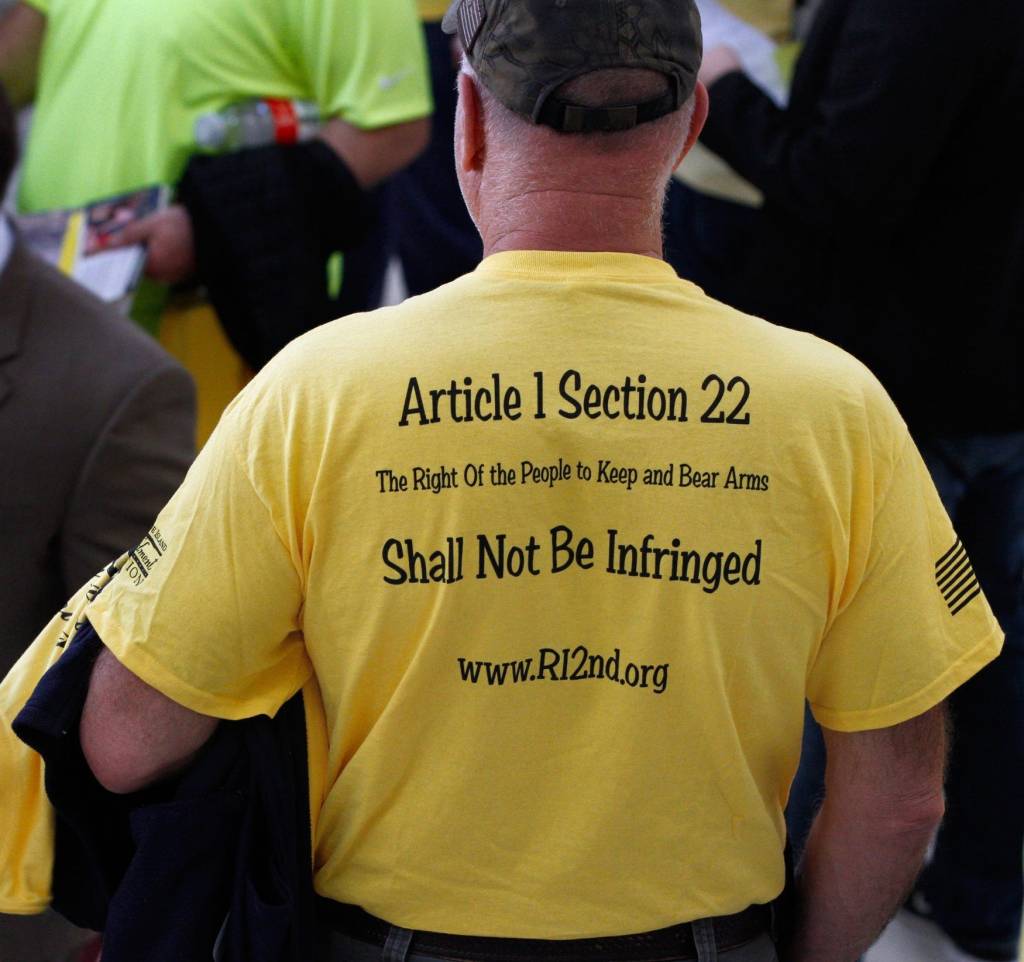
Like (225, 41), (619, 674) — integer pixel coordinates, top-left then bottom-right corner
(86, 252), (1002, 938)
(18, 0), (432, 211)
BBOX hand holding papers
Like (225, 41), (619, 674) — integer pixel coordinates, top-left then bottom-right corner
(17, 186), (169, 308)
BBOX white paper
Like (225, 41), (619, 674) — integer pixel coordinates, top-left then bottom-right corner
(73, 245), (147, 304)
(16, 185), (165, 307)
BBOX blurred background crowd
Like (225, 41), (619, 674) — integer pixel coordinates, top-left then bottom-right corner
(1, 0), (1021, 960)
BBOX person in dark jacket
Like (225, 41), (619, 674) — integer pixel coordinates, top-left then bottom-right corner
(696, 1), (1024, 958)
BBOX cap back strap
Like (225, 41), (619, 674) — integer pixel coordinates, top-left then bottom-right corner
(536, 89), (679, 134)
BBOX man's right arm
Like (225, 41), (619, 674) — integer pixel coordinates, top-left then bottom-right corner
(787, 705), (948, 962)
(0, 2), (45, 108)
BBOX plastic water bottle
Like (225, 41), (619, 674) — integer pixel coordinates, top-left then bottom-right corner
(195, 99), (321, 152)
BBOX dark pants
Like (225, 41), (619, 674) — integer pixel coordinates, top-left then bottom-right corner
(787, 432), (1024, 960)
(318, 927), (779, 962)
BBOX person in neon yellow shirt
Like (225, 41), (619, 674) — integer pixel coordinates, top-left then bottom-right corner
(0, 0), (431, 442)
(0, 1), (1003, 960)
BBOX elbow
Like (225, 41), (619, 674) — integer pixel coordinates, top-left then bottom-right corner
(367, 116), (431, 185)
(384, 116), (431, 176)
(320, 115), (431, 188)
(82, 718), (214, 795)
(82, 740), (162, 796)
(871, 788), (946, 842)
(80, 708), (164, 795)
(903, 791), (946, 835)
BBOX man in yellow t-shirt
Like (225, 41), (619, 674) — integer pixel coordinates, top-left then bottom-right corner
(66, 2), (1000, 961)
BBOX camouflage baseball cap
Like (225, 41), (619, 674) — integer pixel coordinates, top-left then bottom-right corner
(442, 0), (703, 133)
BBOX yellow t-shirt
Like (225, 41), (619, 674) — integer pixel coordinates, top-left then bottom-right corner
(86, 251), (1002, 938)
(0, 560), (127, 915)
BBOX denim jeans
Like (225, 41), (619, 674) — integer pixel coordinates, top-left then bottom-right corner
(786, 432), (1024, 960)
(318, 928), (779, 962)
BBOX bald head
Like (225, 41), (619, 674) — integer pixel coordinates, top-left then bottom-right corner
(455, 65), (708, 260)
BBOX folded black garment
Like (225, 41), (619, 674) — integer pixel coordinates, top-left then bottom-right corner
(178, 140), (375, 370)
(13, 621), (314, 962)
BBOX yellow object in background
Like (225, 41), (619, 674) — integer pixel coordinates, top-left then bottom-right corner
(418, 0), (450, 21)
(720, 0), (794, 42)
(158, 297), (252, 450)
(775, 39), (802, 85)
(57, 211), (84, 275)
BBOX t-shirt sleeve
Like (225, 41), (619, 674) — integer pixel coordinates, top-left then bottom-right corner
(85, 402), (310, 722)
(285, 0), (432, 129)
(808, 432), (1004, 732)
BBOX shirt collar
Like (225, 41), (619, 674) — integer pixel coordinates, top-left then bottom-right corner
(474, 249), (684, 283)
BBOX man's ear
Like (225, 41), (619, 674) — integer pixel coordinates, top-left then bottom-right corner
(456, 71), (486, 173)
(673, 82), (710, 171)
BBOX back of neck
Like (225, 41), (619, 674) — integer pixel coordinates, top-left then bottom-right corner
(479, 187), (664, 261)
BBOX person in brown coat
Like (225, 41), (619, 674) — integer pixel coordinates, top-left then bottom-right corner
(0, 81), (196, 962)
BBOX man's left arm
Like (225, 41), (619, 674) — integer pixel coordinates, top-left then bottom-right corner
(73, 373), (311, 790)
(67, 361), (202, 794)
(698, 0), (975, 229)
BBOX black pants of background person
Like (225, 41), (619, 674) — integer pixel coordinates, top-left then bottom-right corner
(390, 21), (483, 297)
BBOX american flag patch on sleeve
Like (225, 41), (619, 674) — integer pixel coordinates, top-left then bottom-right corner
(935, 539), (982, 616)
